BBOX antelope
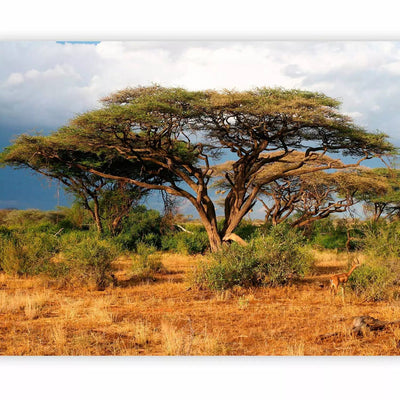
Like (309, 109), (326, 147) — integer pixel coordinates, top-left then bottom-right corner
(329, 259), (360, 296)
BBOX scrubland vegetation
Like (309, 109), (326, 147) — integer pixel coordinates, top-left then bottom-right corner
(0, 206), (400, 355)
(1, 85), (400, 355)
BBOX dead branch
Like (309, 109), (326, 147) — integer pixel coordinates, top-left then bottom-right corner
(175, 224), (193, 234)
(222, 233), (248, 246)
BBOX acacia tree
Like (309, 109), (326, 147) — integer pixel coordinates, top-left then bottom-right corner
(355, 168), (400, 221)
(1, 86), (395, 251)
(258, 167), (388, 227)
(0, 135), (149, 233)
(259, 171), (356, 227)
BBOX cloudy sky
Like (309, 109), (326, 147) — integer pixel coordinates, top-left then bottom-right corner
(1, 41), (400, 215)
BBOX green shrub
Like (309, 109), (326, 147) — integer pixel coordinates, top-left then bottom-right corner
(114, 206), (162, 250)
(234, 221), (259, 241)
(58, 230), (93, 247)
(348, 263), (394, 301)
(161, 230), (209, 254)
(61, 236), (120, 290)
(309, 219), (348, 250)
(0, 226), (12, 239)
(0, 232), (59, 275)
(131, 242), (163, 280)
(192, 227), (313, 291)
(360, 221), (400, 259)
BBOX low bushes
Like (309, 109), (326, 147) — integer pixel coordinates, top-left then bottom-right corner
(161, 230), (209, 254)
(60, 236), (120, 290)
(0, 232), (58, 275)
(345, 222), (400, 301)
(347, 263), (395, 301)
(114, 206), (162, 250)
(131, 242), (163, 280)
(360, 221), (400, 259)
(192, 226), (313, 291)
(0, 230), (120, 290)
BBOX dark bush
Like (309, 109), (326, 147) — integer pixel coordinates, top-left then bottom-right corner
(114, 206), (162, 250)
(233, 220), (260, 241)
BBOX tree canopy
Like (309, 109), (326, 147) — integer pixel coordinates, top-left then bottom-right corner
(354, 167), (400, 221)
(0, 135), (150, 233)
(1, 85), (395, 250)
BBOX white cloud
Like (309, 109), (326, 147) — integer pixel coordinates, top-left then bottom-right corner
(3, 40), (400, 212)
(1, 41), (400, 145)
(5, 72), (24, 85)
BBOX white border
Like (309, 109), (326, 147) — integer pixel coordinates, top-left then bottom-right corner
(0, 0), (400, 40)
(1, 1), (399, 399)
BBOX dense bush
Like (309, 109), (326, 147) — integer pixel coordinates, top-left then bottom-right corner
(192, 225), (313, 291)
(114, 206), (162, 250)
(233, 220), (260, 241)
(360, 221), (400, 259)
(0, 232), (59, 275)
(346, 223), (400, 301)
(60, 236), (121, 290)
(308, 219), (349, 250)
(161, 229), (209, 254)
(348, 262), (398, 301)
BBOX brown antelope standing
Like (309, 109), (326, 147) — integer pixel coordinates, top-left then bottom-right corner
(329, 259), (360, 296)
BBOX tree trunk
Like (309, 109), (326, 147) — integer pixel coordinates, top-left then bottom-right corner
(194, 204), (222, 251)
(111, 215), (123, 235)
(205, 224), (223, 252)
(92, 198), (103, 234)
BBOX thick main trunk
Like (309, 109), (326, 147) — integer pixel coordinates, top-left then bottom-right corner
(198, 214), (222, 251)
(194, 200), (223, 252)
(207, 229), (223, 252)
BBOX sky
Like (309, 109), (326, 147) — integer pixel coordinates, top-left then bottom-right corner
(1, 40), (400, 217)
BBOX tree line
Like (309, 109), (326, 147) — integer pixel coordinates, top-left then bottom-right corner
(0, 85), (397, 251)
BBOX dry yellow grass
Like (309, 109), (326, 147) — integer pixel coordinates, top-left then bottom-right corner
(0, 251), (398, 355)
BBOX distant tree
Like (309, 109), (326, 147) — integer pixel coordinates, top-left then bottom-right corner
(1, 86), (395, 251)
(213, 152), (388, 228)
(258, 166), (388, 227)
(356, 168), (400, 221)
(0, 135), (149, 233)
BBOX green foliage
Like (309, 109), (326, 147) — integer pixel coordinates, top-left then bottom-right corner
(348, 263), (395, 301)
(59, 204), (92, 230)
(308, 219), (353, 250)
(161, 225), (209, 254)
(131, 242), (163, 280)
(361, 221), (400, 259)
(114, 206), (162, 250)
(193, 226), (313, 291)
(60, 236), (120, 290)
(0, 232), (58, 275)
(233, 220), (259, 241)
(0, 226), (12, 239)
(346, 222), (400, 301)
